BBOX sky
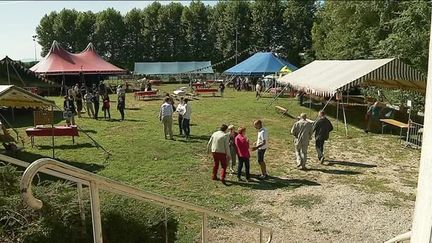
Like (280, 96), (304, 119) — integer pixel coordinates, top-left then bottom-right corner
(0, 1), (217, 61)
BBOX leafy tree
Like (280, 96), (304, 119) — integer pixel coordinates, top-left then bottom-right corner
(94, 8), (126, 65)
(282, 0), (316, 66)
(52, 9), (79, 52)
(181, 1), (211, 60)
(375, 1), (431, 73)
(207, 2), (228, 63)
(123, 8), (145, 69)
(36, 11), (58, 56)
(75, 11), (96, 51)
(142, 2), (162, 61)
(157, 3), (185, 61)
(251, 0), (285, 52)
(312, 1), (399, 60)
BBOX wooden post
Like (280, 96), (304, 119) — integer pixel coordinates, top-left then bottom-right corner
(411, 12), (432, 242)
(51, 106), (55, 158)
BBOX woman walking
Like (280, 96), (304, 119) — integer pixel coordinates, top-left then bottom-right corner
(228, 125), (238, 174)
(235, 127), (251, 181)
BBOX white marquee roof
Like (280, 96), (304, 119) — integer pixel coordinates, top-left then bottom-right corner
(278, 58), (427, 96)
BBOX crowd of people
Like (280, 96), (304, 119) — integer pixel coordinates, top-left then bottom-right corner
(206, 111), (334, 184)
(207, 120), (269, 184)
(62, 82), (127, 126)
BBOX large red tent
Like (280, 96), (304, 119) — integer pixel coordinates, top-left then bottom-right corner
(30, 41), (125, 75)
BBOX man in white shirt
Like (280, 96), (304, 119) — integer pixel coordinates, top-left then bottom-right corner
(159, 97), (174, 140)
(207, 124), (230, 183)
(176, 98), (185, 135)
(181, 98), (192, 140)
(252, 119), (269, 179)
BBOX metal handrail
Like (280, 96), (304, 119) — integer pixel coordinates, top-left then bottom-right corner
(384, 231), (411, 243)
(19, 157), (273, 243)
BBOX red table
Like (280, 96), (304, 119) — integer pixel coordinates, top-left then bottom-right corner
(195, 88), (218, 96)
(134, 90), (159, 100)
(149, 80), (163, 85)
(26, 126), (79, 146)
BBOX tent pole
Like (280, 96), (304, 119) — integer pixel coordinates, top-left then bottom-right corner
(51, 106), (55, 158)
(266, 82), (289, 109)
(336, 101), (339, 131)
(11, 63), (26, 86)
(411, 11), (432, 242)
(342, 102), (348, 137)
(309, 93), (312, 117)
(61, 74), (65, 96)
(6, 59), (11, 85)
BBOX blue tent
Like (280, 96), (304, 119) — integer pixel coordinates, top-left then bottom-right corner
(224, 52), (297, 76)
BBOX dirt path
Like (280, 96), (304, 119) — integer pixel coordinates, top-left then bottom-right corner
(208, 133), (419, 242)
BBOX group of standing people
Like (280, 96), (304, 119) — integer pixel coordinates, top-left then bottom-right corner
(159, 95), (192, 140)
(207, 120), (269, 184)
(63, 82), (126, 126)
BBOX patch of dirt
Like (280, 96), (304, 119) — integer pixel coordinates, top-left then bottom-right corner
(207, 133), (419, 242)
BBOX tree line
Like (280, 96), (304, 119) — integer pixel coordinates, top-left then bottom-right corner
(36, 0), (430, 75)
(36, 0), (315, 71)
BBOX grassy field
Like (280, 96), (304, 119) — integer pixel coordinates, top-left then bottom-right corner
(9, 84), (421, 242)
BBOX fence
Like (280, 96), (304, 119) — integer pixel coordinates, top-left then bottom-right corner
(405, 120), (423, 148)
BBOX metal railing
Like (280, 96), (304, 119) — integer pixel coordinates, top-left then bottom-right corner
(385, 231), (411, 243)
(406, 120), (423, 148)
(10, 156), (273, 243)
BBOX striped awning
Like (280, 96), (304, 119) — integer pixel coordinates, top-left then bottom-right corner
(0, 85), (55, 108)
(278, 58), (427, 96)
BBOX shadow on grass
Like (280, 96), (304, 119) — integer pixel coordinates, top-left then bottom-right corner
(124, 107), (141, 111)
(225, 175), (320, 190)
(327, 160), (377, 168)
(37, 142), (95, 150)
(78, 129), (97, 134)
(305, 168), (361, 175)
(12, 150), (105, 173)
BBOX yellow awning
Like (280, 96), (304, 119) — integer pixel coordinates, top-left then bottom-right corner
(0, 85), (55, 109)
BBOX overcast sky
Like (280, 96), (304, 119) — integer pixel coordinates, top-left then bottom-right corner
(0, 1), (216, 61)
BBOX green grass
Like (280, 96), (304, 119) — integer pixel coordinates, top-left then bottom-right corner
(7, 84), (421, 240)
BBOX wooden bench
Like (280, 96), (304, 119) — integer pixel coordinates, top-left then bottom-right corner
(275, 105), (288, 116)
(195, 88), (218, 97)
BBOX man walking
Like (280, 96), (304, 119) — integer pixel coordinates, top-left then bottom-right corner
(313, 111), (333, 164)
(291, 113), (313, 170)
(160, 97), (174, 140)
(207, 124), (231, 184)
(252, 120), (269, 179)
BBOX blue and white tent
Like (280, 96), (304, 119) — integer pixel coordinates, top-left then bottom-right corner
(134, 61), (213, 75)
(224, 52), (297, 76)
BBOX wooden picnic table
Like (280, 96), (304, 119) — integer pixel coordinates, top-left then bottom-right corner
(380, 119), (408, 139)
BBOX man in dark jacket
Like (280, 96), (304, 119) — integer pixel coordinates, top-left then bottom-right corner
(313, 110), (333, 164)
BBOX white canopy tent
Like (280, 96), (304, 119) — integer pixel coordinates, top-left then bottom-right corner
(278, 58), (426, 96)
(272, 58), (427, 137)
